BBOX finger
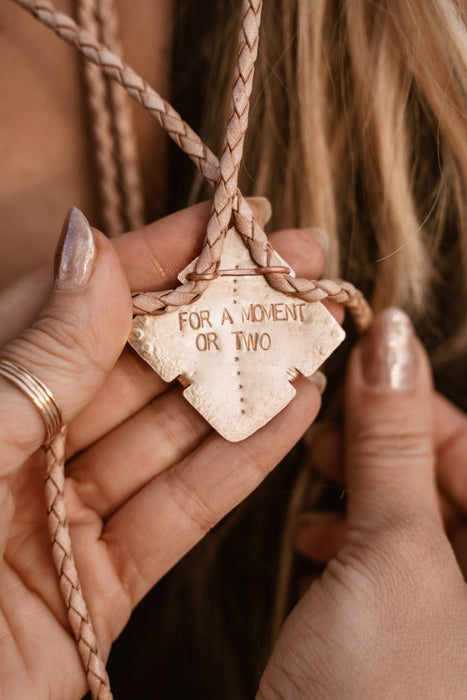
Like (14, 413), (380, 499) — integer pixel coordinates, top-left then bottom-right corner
(432, 392), (467, 515)
(66, 223), (334, 456)
(305, 422), (344, 482)
(271, 228), (325, 280)
(0, 208), (132, 471)
(103, 377), (321, 605)
(113, 202), (330, 291)
(246, 196), (273, 227)
(65, 346), (167, 456)
(67, 385), (211, 518)
(269, 227), (344, 325)
(344, 308), (440, 532)
(113, 201), (212, 291)
(295, 512), (347, 562)
(0, 200), (265, 345)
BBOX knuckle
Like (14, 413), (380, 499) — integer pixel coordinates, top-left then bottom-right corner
(166, 466), (218, 535)
(141, 228), (173, 287)
(347, 424), (433, 468)
(34, 312), (83, 358)
(16, 309), (106, 380)
(155, 392), (209, 456)
(238, 440), (275, 481)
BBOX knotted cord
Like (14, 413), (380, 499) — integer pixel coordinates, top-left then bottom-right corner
(8, 1), (374, 697)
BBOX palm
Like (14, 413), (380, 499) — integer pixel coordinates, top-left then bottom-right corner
(3, 449), (87, 698)
(0, 208), (327, 699)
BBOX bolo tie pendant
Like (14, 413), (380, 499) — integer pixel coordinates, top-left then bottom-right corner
(129, 226), (345, 442)
(127, 0), (360, 442)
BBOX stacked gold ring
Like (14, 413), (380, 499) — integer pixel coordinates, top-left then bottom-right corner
(0, 358), (63, 445)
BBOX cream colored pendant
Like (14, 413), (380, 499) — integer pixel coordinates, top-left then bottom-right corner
(130, 228), (345, 441)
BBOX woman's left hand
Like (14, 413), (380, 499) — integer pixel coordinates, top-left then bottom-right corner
(258, 309), (467, 699)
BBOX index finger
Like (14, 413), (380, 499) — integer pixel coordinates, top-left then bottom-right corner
(112, 202), (327, 292)
(112, 202), (211, 292)
(433, 392), (467, 514)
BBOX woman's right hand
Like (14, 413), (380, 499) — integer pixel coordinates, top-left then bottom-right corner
(0, 203), (326, 699)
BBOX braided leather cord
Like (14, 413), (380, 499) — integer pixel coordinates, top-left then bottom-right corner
(8, 2), (374, 699)
(44, 429), (112, 699)
(11, 0), (372, 329)
(77, 0), (125, 236)
(94, 0), (145, 231)
(198, 0), (263, 276)
(77, 0), (144, 235)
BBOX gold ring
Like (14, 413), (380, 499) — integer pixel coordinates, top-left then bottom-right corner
(0, 358), (63, 446)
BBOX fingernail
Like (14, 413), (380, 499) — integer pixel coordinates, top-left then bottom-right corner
(54, 207), (96, 290)
(361, 307), (416, 391)
(246, 196), (272, 225)
(306, 227), (330, 256)
(306, 370), (327, 394)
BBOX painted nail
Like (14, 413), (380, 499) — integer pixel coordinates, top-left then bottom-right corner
(361, 307), (416, 391)
(306, 370), (327, 394)
(54, 207), (96, 291)
(306, 227), (330, 256)
(246, 196), (272, 225)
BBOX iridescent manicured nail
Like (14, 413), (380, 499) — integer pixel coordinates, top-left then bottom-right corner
(54, 207), (96, 290)
(361, 307), (416, 391)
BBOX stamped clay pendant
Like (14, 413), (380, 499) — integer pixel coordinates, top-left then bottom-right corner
(130, 228), (345, 442)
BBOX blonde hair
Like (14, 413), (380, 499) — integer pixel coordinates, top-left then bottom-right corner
(196, 0), (467, 361)
(186, 0), (467, 657)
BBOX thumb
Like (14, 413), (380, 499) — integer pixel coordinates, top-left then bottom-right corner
(344, 307), (440, 533)
(0, 208), (132, 470)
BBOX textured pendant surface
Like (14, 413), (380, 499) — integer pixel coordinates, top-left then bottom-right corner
(130, 229), (345, 441)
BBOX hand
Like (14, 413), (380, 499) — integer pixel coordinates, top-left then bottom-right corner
(258, 309), (467, 699)
(0, 203), (326, 700)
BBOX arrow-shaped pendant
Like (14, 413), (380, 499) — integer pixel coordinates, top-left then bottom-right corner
(129, 228), (345, 442)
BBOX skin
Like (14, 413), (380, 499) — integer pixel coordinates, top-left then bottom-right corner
(1, 2), (466, 697)
(0, 203), (326, 699)
(1, 203), (466, 699)
(0, 0), (174, 287)
(258, 327), (467, 699)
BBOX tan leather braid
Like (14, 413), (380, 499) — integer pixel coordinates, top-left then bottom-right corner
(77, 0), (125, 236)
(8, 3), (374, 700)
(95, 0), (145, 231)
(11, 0), (220, 185)
(12, 0), (372, 330)
(196, 0), (263, 277)
(44, 428), (112, 700)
